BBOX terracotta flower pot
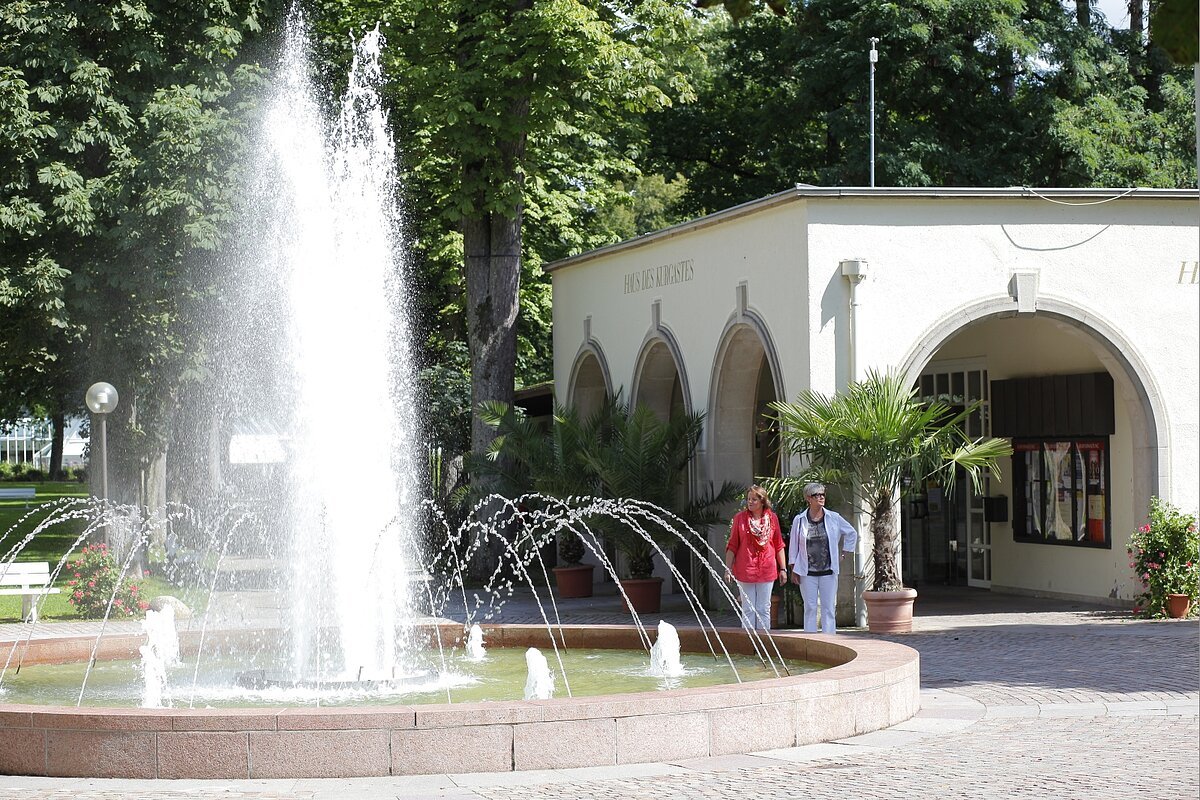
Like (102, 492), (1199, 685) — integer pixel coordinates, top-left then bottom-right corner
(552, 564), (594, 598)
(862, 588), (919, 634)
(620, 577), (664, 614)
(1165, 593), (1191, 619)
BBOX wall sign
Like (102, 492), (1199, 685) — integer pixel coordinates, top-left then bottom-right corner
(623, 259), (695, 294)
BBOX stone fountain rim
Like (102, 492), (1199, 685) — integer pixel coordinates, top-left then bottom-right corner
(0, 622), (920, 778)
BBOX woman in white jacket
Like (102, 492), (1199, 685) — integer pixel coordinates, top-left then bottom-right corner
(787, 482), (858, 634)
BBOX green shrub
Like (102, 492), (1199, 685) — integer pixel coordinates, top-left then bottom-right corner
(64, 543), (149, 618)
(0, 461), (14, 480)
(20, 466), (45, 481)
(1128, 497), (1199, 618)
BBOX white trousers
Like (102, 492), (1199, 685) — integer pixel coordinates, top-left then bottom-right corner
(799, 573), (839, 634)
(736, 580), (774, 631)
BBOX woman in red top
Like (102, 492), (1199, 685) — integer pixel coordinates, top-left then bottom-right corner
(724, 485), (786, 631)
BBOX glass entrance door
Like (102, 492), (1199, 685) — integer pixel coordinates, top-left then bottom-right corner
(917, 360), (992, 588)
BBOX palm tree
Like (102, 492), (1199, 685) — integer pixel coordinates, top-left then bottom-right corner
(578, 402), (740, 579)
(477, 396), (740, 578)
(764, 369), (1013, 592)
(473, 400), (601, 567)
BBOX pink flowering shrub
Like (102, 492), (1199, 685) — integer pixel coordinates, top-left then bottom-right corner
(1127, 498), (1198, 618)
(64, 544), (149, 618)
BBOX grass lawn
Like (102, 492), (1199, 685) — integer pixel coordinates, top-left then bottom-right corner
(0, 482), (179, 622)
(0, 481), (91, 563)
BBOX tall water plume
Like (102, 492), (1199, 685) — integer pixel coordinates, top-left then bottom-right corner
(220, 10), (421, 681)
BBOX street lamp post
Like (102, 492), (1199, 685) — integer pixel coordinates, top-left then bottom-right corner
(85, 382), (119, 544)
(869, 37), (879, 188)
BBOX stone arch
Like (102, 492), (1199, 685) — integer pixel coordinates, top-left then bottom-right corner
(708, 311), (787, 490)
(899, 295), (1170, 506)
(567, 343), (612, 421)
(631, 318), (691, 421)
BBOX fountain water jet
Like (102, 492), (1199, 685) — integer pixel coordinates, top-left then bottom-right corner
(523, 647), (555, 700)
(649, 621), (683, 678)
(465, 624), (486, 661)
(221, 8), (421, 684)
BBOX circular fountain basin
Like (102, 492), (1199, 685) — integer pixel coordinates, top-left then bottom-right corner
(0, 623), (919, 779)
(3, 647), (815, 708)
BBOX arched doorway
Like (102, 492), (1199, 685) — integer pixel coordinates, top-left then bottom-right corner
(568, 348), (610, 421)
(633, 340), (686, 422)
(710, 325), (783, 489)
(630, 337), (691, 592)
(899, 307), (1165, 604)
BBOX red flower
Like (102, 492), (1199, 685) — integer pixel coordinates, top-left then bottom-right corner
(138, 601), (149, 610)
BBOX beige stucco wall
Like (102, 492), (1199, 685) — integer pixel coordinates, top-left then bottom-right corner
(550, 190), (1200, 605)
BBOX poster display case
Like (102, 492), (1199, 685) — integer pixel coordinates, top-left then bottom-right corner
(1012, 438), (1109, 547)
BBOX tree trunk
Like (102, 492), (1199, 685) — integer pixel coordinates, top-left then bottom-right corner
(1075, 0), (1090, 27)
(140, 449), (168, 574)
(463, 89), (529, 461)
(870, 493), (901, 591)
(49, 410), (65, 481)
(464, 206), (522, 458)
(1129, 0), (1144, 74)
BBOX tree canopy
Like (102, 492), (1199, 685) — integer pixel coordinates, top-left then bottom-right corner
(644, 0), (1195, 217)
(0, 0), (271, 493)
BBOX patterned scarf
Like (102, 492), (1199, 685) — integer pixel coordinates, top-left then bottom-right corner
(747, 513), (772, 548)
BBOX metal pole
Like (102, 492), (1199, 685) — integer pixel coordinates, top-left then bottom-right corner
(97, 414), (109, 546)
(97, 415), (108, 501)
(869, 38), (879, 187)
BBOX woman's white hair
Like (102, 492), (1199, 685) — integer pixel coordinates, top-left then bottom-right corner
(803, 481), (826, 498)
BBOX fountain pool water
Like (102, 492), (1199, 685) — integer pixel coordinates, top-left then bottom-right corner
(5, 645), (810, 708)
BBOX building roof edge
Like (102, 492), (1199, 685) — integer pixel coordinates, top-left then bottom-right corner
(543, 185), (1199, 274)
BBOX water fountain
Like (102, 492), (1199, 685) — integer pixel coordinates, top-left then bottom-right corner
(0, 7), (919, 779)
(465, 624), (486, 661)
(649, 621), (684, 678)
(522, 648), (555, 700)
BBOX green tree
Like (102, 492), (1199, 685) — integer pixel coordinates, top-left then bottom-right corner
(765, 369), (1012, 592)
(309, 0), (696, 460)
(0, 1), (270, 501)
(647, 0), (1194, 216)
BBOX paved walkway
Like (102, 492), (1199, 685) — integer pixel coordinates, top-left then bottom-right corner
(0, 587), (1196, 799)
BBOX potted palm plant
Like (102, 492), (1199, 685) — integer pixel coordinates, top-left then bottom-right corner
(579, 402), (740, 613)
(475, 401), (601, 598)
(765, 369), (1012, 632)
(478, 396), (739, 611)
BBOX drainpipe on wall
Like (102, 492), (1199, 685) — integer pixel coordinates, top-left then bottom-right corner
(840, 258), (869, 628)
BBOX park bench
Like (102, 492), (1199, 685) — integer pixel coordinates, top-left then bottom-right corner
(0, 561), (60, 623)
(0, 486), (36, 507)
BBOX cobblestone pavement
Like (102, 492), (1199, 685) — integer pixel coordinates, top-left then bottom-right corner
(0, 587), (1195, 799)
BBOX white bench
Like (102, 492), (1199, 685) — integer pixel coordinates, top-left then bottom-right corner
(0, 486), (36, 507)
(0, 562), (60, 622)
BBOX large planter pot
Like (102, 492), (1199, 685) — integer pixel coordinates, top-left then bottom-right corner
(552, 565), (594, 598)
(1165, 593), (1192, 619)
(620, 577), (664, 614)
(863, 588), (919, 634)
